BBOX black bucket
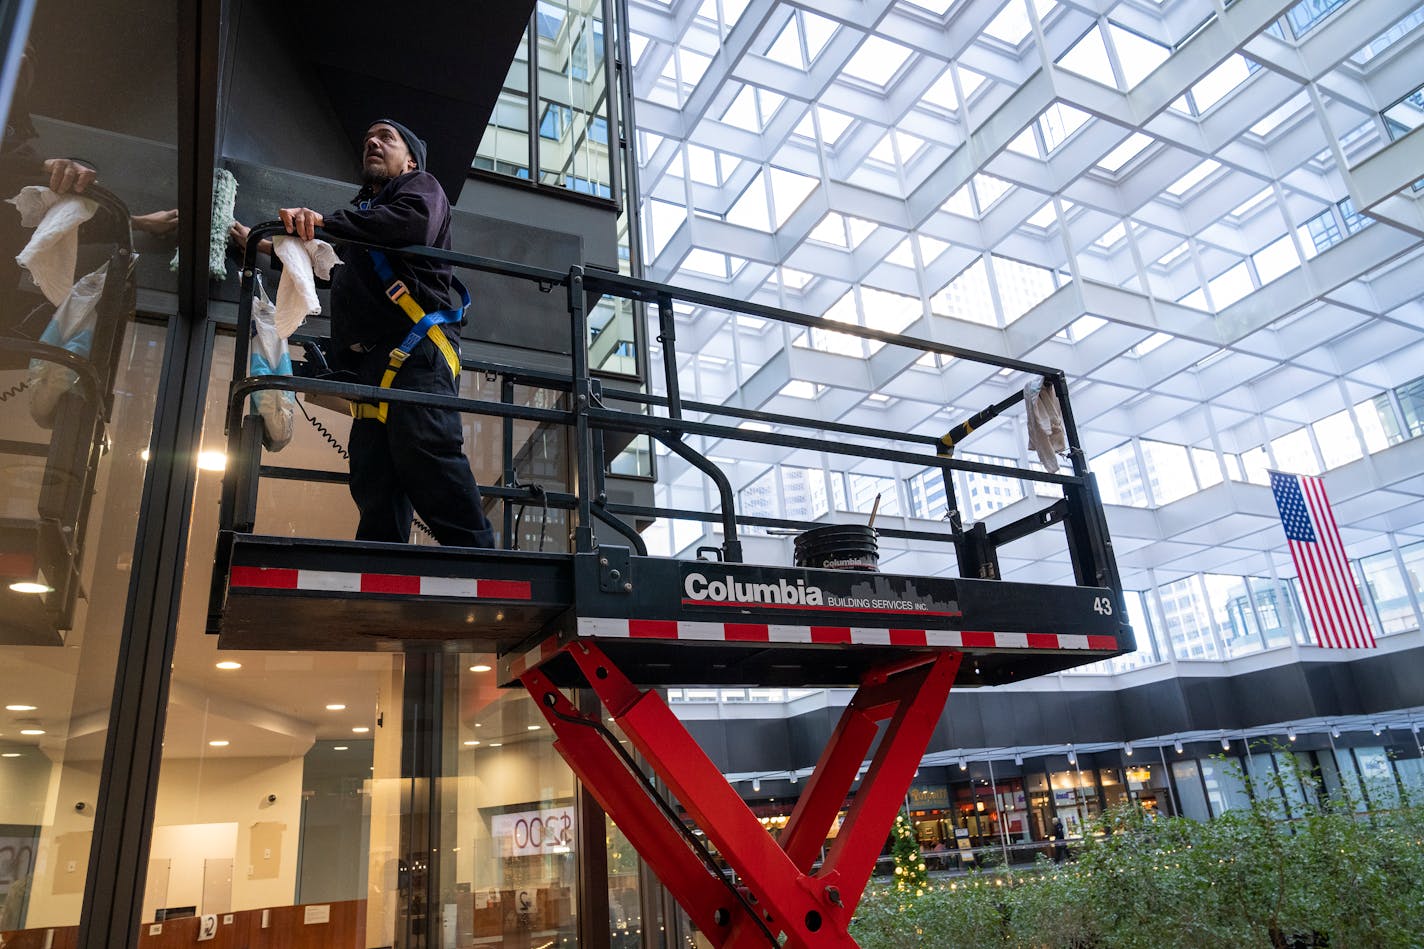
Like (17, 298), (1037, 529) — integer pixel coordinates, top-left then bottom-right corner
(794, 524), (880, 572)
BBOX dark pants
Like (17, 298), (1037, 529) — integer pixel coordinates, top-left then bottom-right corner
(348, 335), (495, 547)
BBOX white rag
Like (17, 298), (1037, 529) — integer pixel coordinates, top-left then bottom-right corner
(271, 234), (342, 338)
(1024, 376), (1068, 473)
(8, 185), (99, 306)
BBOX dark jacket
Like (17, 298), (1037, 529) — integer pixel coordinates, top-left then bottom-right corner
(322, 170), (457, 360)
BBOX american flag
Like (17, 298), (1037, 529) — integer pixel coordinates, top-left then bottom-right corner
(1269, 471), (1374, 649)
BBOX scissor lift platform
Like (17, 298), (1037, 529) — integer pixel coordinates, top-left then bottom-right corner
(212, 531), (1125, 686)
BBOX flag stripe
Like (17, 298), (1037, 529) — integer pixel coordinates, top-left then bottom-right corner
(1270, 471), (1374, 649)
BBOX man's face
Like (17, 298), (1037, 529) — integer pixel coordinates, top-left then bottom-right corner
(362, 124), (415, 184)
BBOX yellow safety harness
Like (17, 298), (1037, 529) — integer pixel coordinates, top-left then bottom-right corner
(350, 249), (468, 423)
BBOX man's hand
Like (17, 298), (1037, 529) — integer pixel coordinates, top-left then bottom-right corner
(229, 220), (272, 257)
(43, 158), (96, 194)
(278, 207), (323, 242)
(131, 208), (179, 236)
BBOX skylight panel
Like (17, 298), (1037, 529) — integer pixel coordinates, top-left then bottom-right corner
(680, 49), (712, 86)
(1107, 23), (1169, 88)
(846, 216), (877, 248)
(1038, 103), (1090, 152)
(1133, 332), (1171, 356)
(628, 33), (651, 67)
(720, 86), (759, 130)
(1168, 95), (1193, 116)
(809, 213), (849, 247)
(1156, 241), (1189, 267)
(869, 131), (898, 164)
(1026, 202), (1058, 228)
(779, 380), (820, 399)
(1230, 186), (1273, 219)
(683, 249), (743, 278)
(958, 66), (986, 99)
(992, 255), (1056, 323)
(1070, 315), (1107, 339)
(919, 235), (950, 262)
(843, 35), (912, 86)
(1057, 26), (1116, 87)
(1253, 234), (1299, 284)
(985, 0), (1032, 44)
(886, 237), (918, 268)
(972, 173), (1013, 211)
(1007, 128), (1040, 157)
(942, 185), (974, 217)
(765, 18), (806, 69)
(779, 267), (813, 290)
(1207, 260), (1253, 308)
(1190, 55), (1252, 113)
(1096, 133), (1153, 172)
(802, 11), (838, 61)
(769, 167), (818, 229)
(920, 71), (959, 111)
(1251, 92), (1307, 137)
(817, 106), (854, 145)
(1094, 221), (1127, 248)
(686, 144), (720, 185)
(904, 0), (957, 14)
(897, 130), (926, 163)
(726, 173), (772, 230)
(860, 287), (921, 336)
(931, 258), (996, 325)
(1166, 159), (1220, 196)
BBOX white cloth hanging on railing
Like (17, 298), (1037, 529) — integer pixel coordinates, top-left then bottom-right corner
(1024, 376), (1068, 473)
(8, 185), (99, 306)
(271, 234), (341, 337)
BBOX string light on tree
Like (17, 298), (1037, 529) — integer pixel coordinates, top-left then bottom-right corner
(891, 811), (928, 896)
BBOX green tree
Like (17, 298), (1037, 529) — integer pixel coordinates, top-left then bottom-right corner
(890, 811), (928, 895)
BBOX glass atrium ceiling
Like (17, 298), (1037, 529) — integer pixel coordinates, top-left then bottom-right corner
(623, 0), (1424, 595)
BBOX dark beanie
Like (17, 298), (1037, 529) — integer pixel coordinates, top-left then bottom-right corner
(369, 118), (427, 172)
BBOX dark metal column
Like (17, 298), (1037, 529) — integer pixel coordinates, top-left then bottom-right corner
(576, 690), (612, 949)
(76, 1), (220, 945)
(398, 651), (448, 949)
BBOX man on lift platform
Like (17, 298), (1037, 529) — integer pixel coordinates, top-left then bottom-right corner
(275, 120), (496, 548)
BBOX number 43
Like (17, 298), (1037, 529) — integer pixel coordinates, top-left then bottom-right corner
(1092, 597), (1114, 616)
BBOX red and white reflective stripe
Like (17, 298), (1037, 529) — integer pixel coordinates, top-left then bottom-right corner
(230, 566), (532, 601)
(576, 618), (1116, 651)
(506, 638), (562, 679)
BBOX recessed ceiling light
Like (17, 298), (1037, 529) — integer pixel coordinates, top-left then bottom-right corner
(140, 448), (151, 461)
(527, 725), (541, 731)
(5, 705), (37, 712)
(352, 726), (370, 734)
(333, 746), (349, 751)
(1, 752), (19, 758)
(463, 740), (481, 746)
(197, 451), (228, 471)
(325, 704), (346, 711)
(19, 729), (44, 736)
(215, 661), (242, 670)
(8, 582), (51, 594)
(469, 664), (492, 673)
(489, 742), (503, 747)
(208, 740), (229, 747)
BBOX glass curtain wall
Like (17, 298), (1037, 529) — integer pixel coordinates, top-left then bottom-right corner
(0, 0), (176, 939)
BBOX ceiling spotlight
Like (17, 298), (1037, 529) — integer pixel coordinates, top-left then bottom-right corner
(5, 705), (37, 712)
(1372, 724), (1382, 736)
(19, 729), (44, 736)
(463, 740), (480, 747)
(1123, 742), (1133, 757)
(215, 661), (242, 671)
(333, 746), (349, 751)
(1286, 728), (1296, 742)
(752, 778), (761, 793)
(208, 740), (229, 747)
(527, 725), (541, 731)
(8, 581), (51, 594)
(470, 664), (492, 673)
(1067, 750), (1077, 766)
(0, 753), (20, 758)
(1014, 754), (1023, 766)
(1330, 726), (1340, 739)
(352, 727), (370, 734)
(958, 757), (967, 770)
(1221, 736), (1231, 750)
(789, 772), (798, 784)
(489, 742), (503, 748)
(1174, 740), (1183, 754)
(325, 704), (346, 711)
(197, 450), (228, 471)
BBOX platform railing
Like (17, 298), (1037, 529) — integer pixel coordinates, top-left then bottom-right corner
(223, 223), (1121, 599)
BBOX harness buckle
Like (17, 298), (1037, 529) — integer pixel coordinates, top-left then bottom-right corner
(388, 347), (410, 367)
(385, 279), (409, 303)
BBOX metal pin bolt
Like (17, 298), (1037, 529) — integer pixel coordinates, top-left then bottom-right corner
(623, 582), (633, 592)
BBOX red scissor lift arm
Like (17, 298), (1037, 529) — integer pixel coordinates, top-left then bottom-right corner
(525, 645), (961, 949)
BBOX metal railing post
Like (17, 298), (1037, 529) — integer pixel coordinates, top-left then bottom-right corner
(569, 266), (596, 553)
